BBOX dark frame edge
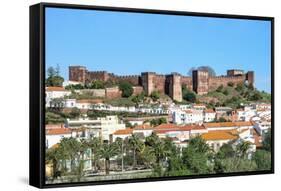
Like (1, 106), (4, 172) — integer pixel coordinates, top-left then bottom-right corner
(29, 3), (44, 188)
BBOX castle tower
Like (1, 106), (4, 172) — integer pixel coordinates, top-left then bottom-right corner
(246, 71), (254, 86)
(141, 72), (155, 95)
(69, 66), (87, 83)
(167, 73), (182, 102)
(192, 70), (209, 95)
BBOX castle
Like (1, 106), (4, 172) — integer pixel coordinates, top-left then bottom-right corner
(69, 66), (254, 102)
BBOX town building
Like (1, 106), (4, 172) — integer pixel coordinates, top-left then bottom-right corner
(65, 115), (126, 141)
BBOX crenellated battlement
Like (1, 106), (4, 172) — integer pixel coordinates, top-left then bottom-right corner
(69, 65), (254, 99)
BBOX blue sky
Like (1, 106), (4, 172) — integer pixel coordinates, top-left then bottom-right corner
(46, 7), (271, 92)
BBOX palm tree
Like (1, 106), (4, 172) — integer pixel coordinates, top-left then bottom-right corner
(46, 146), (63, 180)
(87, 137), (102, 172)
(59, 137), (81, 172)
(115, 137), (125, 171)
(236, 140), (252, 158)
(98, 142), (119, 175)
(128, 134), (144, 168)
(74, 139), (89, 181)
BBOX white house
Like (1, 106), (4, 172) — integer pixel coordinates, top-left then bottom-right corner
(254, 121), (271, 136)
(66, 115), (126, 141)
(45, 87), (71, 107)
(46, 126), (72, 149)
(204, 109), (216, 122)
(236, 107), (257, 121)
(172, 109), (205, 124)
(62, 80), (82, 87)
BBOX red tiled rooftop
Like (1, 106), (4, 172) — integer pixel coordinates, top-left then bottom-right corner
(205, 109), (215, 113)
(46, 86), (67, 92)
(203, 121), (253, 128)
(155, 123), (178, 130)
(134, 124), (153, 130)
(113, 129), (133, 135)
(46, 128), (71, 135)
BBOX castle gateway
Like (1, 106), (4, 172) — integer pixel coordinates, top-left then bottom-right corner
(69, 66), (254, 102)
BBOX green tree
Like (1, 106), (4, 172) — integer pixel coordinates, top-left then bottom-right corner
(263, 130), (271, 151)
(128, 134), (144, 168)
(151, 91), (160, 101)
(46, 146), (63, 180)
(87, 137), (102, 172)
(216, 143), (235, 159)
(236, 141), (252, 159)
(46, 66), (64, 87)
(119, 81), (133, 98)
(89, 80), (105, 89)
(182, 136), (212, 174)
(253, 149), (271, 170)
(49, 98), (65, 111)
(250, 91), (263, 101)
(227, 82), (234, 87)
(98, 142), (119, 175)
(216, 85), (224, 93)
(188, 66), (216, 77)
(182, 86), (196, 103)
(69, 107), (80, 119)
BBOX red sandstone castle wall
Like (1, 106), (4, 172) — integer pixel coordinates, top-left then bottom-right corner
(69, 66), (87, 83)
(114, 75), (140, 86)
(208, 75), (246, 91)
(69, 66), (254, 99)
(181, 76), (193, 90)
(153, 75), (166, 94)
(132, 86), (144, 95)
(105, 87), (122, 99)
(86, 71), (109, 82)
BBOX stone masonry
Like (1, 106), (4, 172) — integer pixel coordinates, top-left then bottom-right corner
(69, 66), (254, 102)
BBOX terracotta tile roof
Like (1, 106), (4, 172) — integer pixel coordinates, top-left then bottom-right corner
(154, 125), (194, 134)
(46, 124), (64, 129)
(191, 125), (206, 130)
(155, 123), (178, 130)
(113, 128), (133, 135)
(46, 86), (67, 92)
(203, 121), (253, 128)
(134, 124), (153, 130)
(193, 104), (206, 107)
(77, 99), (103, 104)
(201, 130), (238, 141)
(205, 109), (215, 113)
(46, 128), (71, 135)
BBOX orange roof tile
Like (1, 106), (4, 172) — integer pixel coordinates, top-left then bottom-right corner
(193, 104), (206, 107)
(113, 129), (133, 135)
(155, 123), (178, 130)
(201, 130), (238, 141)
(205, 109), (215, 113)
(46, 86), (67, 92)
(203, 121), (253, 128)
(134, 124), (153, 130)
(46, 124), (64, 129)
(46, 128), (71, 135)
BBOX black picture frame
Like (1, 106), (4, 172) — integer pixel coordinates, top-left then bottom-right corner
(30, 2), (275, 189)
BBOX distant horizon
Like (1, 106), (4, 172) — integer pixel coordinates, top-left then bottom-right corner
(45, 7), (272, 93)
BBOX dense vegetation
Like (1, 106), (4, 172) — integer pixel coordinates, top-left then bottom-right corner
(46, 135), (271, 183)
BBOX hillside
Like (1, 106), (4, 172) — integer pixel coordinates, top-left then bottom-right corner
(196, 83), (271, 109)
